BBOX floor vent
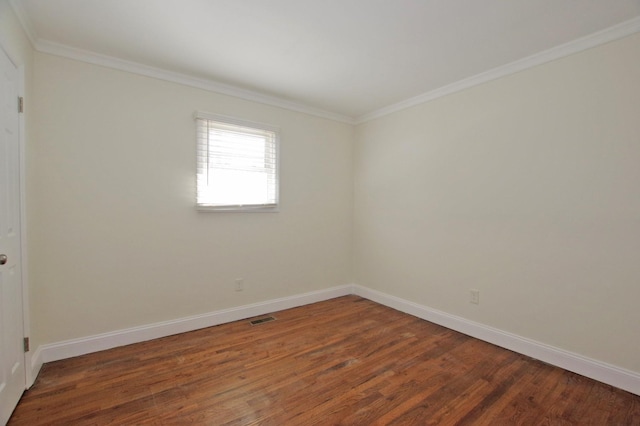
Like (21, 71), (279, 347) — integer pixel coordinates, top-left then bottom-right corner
(250, 316), (276, 326)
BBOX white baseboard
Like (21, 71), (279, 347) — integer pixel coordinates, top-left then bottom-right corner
(29, 284), (353, 382)
(352, 285), (640, 396)
(28, 283), (640, 397)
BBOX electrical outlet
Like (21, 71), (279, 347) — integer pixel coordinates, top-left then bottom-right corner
(235, 278), (244, 292)
(470, 289), (480, 304)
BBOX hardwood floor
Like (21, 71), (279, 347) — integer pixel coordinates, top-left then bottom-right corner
(9, 296), (640, 425)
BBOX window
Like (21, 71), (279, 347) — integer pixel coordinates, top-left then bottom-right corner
(196, 112), (279, 211)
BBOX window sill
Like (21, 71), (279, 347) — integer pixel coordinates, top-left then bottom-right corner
(196, 204), (279, 213)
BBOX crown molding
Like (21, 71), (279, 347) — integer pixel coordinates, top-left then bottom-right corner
(356, 16), (640, 124)
(34, 40), (355, 124)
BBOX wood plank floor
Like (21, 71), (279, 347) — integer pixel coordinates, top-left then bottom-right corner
(9, 296), (640, 425)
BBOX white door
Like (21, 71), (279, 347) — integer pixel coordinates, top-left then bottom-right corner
(0, 47), (26, 425)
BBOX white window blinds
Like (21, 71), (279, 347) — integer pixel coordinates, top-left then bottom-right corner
(196, 113), (279, 211)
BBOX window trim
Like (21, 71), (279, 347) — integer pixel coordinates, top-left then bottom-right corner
(195, 111), (280, 213)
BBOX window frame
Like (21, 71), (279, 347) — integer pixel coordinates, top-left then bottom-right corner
(195, 111), (280, 213)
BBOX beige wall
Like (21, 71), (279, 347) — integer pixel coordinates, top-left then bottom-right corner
(354, 33), (640, 372)
(31, 53), (353, 344)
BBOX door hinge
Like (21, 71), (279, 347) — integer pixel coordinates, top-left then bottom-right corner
(18, 96), (24, 113)
(23, 337), (30, 352)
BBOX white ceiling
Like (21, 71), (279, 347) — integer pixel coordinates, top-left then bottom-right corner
(10, 0), (640, 121)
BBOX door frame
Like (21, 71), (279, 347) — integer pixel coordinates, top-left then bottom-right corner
(17, 61), (34, 388)
(1, 43), (32, 390)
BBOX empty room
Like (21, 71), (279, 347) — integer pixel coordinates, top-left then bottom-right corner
(1, 0), (640, 424)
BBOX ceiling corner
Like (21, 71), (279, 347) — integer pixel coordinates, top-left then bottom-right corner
(8, 0), (39, 47)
